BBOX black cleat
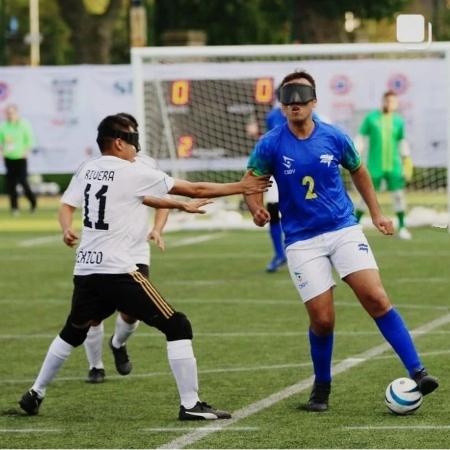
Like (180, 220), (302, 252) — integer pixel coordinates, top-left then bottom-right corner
(109, 336), (132, 375)
(303, 382), (331, 412)
(86, 367), (105, 384)
(179, 401), (232, 421)
(413, 368), (439, 396)
(19, 389), (43, 415)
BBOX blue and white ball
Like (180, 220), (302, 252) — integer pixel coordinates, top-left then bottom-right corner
(385, 378), (423, 415)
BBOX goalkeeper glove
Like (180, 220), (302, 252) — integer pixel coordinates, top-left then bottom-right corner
(403, 156), (413, 182)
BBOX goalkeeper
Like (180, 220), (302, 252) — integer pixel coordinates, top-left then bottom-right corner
(354, 91), (413, 240)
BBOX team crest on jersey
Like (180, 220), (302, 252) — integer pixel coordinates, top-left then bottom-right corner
(282, 155), (296, 175)
(358, 243), (369, 253)
(320, 154), (334, 167)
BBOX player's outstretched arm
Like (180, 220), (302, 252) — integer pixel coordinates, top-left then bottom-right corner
(169, 171), (271, 198)
(350, 165), (394, 235)
(58, 203), (79, 247)
(149, 208), (170, 251)
(143, 196), (212, 214)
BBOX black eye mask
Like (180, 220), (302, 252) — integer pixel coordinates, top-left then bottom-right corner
(97, 127), (141, 152)
(278, 84), (316, 105)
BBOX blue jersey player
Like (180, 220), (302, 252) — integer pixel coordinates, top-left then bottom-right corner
(245, 70), (438, 412)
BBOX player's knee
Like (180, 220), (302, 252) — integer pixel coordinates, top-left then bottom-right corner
(59, 319), (90, 347)
(164, 312), (193, 341)
(311, 315), (334, 334)
(365, 290), (391, 317)
(267, 202), (280, 225)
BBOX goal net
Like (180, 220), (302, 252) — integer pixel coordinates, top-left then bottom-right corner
(132, 43), (450, 228)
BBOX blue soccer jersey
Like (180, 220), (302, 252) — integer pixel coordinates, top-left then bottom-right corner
(266, 107), (286, 131)
(248, 120), (361, 246)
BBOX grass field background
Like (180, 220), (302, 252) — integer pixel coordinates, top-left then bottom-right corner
(1, 196), (450, 449)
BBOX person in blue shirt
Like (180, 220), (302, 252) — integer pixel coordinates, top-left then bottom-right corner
(264, 98), (288, 272)
(264, 100), (323, 272)
(245, 70), (438, 412)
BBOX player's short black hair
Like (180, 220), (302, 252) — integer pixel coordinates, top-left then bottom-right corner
(96, 114), (136, 153)
(116, 112), (138, 129)
(280, 70), (316, 89)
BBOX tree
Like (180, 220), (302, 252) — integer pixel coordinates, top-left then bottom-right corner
(56, 0), (123, 63)
(288, 0), (412, 43)
(153, 0), (291, 46)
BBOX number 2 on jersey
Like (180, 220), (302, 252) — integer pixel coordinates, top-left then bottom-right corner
(302, 176), (318, 199)
(83, 184), (110, 230)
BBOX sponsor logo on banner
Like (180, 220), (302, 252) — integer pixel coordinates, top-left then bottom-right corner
(0, 82), (9, 102)
(113, 80), (132, 95)
(330, 75), (352, 95)
(51, 78), (79, 126)
(387, 73), (410, 95)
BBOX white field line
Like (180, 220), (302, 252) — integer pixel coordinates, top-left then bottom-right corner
(4, 322), (450, 341)
(18, 235), (61, 247)
(0, 428), (62, 433)
(157, 313), (450, 449)
(142, 427), (259, 432)
(1, 348), (450, 386)
(16, 233), (222, 249)
(344, 425), (450, 430)
(167, 233), (224, 247)
(2, 297), (449, 312)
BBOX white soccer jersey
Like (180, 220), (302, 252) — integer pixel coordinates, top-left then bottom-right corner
(61, 155), (174, 275)
(131, 154), (159, 265)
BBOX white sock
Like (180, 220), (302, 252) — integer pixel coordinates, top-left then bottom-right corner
(167, 339), (199, 409)
(83, 323), (104, 369)
(31, 335), (73, 398)
(112, 314), (139, 348)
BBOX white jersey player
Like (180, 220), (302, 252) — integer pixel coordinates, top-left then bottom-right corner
(19, 113), (269, 420)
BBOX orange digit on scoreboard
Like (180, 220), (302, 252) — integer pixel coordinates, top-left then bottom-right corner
(254, 78), (274, 104)
(177, 135), (194, 158)
(171, 80), (190, 106)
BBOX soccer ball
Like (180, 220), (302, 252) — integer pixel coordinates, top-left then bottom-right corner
(385, 377), (423, 415)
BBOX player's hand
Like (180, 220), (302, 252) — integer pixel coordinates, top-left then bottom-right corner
(372, 215), (395, 235)
(253, 206), (271, 227)
(149, 230), (165, 251)
(63, 228), (78, 247)
(241, 170), (272, 195)
(182, 198), (213, 214)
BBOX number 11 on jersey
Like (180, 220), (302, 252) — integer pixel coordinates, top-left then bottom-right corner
(83, 184), (110, 230)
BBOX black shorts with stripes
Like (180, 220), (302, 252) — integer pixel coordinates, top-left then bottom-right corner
(69, 267), (175, 329)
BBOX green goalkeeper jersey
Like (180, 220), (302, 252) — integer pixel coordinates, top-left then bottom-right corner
(0, 119), (35, 160)
(359, 110), (404, 178)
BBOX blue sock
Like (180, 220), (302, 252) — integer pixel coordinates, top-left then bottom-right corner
(309, 329), (333, 383)
(374, 308), (423, 377)
(269, 222), (285, 259)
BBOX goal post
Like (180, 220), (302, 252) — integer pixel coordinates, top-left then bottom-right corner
(131, 42), (450, 228)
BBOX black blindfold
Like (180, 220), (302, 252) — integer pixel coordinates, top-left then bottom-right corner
(97, 127), (141, 152)
(278, 84), (316, 105)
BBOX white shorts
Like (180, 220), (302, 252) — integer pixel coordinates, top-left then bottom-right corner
(286, 224), (378, 303)
(265, 177), (279, 204)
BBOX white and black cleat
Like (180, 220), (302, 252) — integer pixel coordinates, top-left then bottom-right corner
(179, 401), (231, 421)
